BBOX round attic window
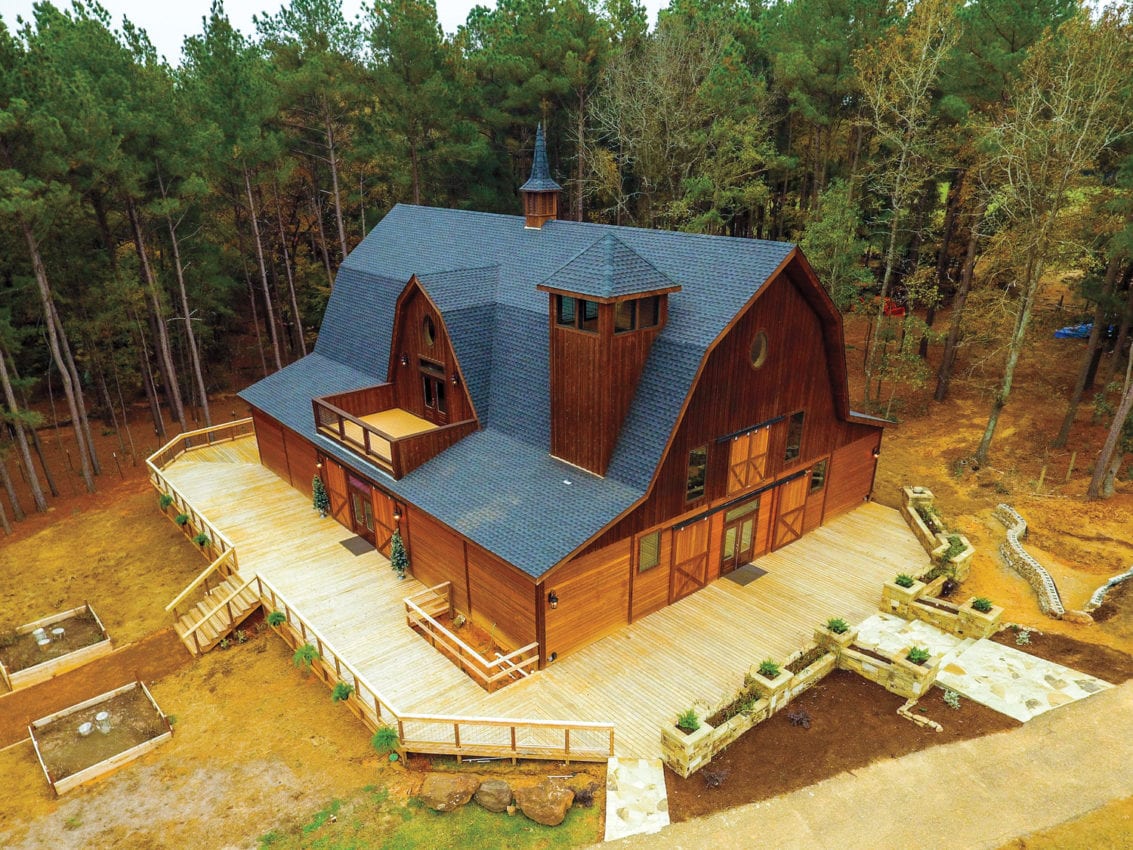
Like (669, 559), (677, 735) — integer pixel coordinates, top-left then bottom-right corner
(750, 330), (769, 369)
(422, 314), (436, 347)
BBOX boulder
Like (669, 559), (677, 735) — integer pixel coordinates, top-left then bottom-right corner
(474, 779), (512, 813)
(420, 773), (480, 812)
(514, 780), (575, 826)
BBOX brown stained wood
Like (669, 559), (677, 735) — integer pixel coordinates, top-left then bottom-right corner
(466, 545), (536, 650)
(773, 475), (809, 550)
(825, 433), (881, 519)
(542, 539), (630, 661)
(163, 437), (925, 759)
(630, 527), (671, 621)
(409, 512), (469, 614)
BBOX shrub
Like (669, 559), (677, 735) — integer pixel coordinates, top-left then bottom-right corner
(941, 534), (966, 563)
(825, 617), (850, 635)
(266, 610), (286, 628)
(1015, 627), (1032, 646)
(192, 532), (210, 547)
(331, 682), (354, 703)
(234, 629), (248, 644)
(390, 529), (409, 579)
(757, 659), (781, 679)
(787, 708), (811, 728)
(676, 709), (700, 733)
(574, 782), (598, 807)
(312, 475), (330, 516)
(972, 597), (994, 613)
(293, 643), (319, 669)
(159, 493), (174, 510)
(371, 725), (399, 755)
(175, 513), (190, 526)
(943, 689), (962, 710)
(703, 768), (729, 789)
(906, 646), (931, 665)
(894, 573), (916, 588)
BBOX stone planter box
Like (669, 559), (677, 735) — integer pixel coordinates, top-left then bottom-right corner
(745, 666), (794, 712)
(814, 625), (858, 653)
(881, 579), (926, 617)
(837, 644), (941, 701)
(661, 718), (714, 779)
(956, 598), (1004, 639)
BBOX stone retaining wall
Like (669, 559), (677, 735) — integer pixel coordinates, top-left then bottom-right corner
(994, 505), (1066, 618)
(881, 581), (1003, 640)
(1086, 566), (1133, 612)
(836, 644), (940, 700)
(900, 487), (975, 581)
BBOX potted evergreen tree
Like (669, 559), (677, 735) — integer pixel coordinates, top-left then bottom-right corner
(312, 475), (330, 518)
(390, 529), (409, 580)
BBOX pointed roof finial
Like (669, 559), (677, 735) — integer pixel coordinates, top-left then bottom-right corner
(521, 123), (562, 192)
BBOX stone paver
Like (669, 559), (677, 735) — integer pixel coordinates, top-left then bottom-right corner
(854, 613), (1112, 722)
(604, 757), (669, 842)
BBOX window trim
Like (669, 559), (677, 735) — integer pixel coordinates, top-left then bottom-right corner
(784, 411), (805, 462)
(685, 444), (708, 503)
(614, 300), (636, 334)
(638, 530), (661, 572)
(809, 458), (828, 494)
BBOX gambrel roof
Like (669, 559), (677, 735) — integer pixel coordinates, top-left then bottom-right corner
(242, 204), (796, 578)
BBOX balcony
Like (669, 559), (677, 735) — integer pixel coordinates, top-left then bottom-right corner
(313, 384), (477, 479)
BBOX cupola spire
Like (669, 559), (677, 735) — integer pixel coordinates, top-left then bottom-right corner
(520, 123), (561, 229)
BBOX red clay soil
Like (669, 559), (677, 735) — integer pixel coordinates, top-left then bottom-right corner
(0, 628), (189, 747)
(665, 670), (1019, 822)
(990, 626), (1133, 684)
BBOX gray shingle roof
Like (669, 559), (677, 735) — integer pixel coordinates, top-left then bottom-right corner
(241, 204), (794, 578)
(519, 123), (562, 193)
(542, 233), (680, 299)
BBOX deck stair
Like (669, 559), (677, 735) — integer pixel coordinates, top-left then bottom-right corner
(174, 576), (261, 656)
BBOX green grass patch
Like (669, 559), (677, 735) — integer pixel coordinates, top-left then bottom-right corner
(257, 782), (599, 849)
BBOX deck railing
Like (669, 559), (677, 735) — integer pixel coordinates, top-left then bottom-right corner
(312, 397), (477, 479)
(148, 418), (255, 471)
(256, 575), (612, 763)
(404, 583), (539, 692)
(165, 549), (240, 620)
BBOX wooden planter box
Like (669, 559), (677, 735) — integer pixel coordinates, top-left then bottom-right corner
(29, 681), (172, 796)
(0, 605), (112, 691)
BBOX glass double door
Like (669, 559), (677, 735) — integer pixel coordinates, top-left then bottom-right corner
(720, 498), (759, 575)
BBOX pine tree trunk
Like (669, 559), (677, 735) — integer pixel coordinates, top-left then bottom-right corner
(321, 95), (349, 263)
(127, 197), (187, 433)
(311, 190), (335, 289)
(1099, 265), (1133, 391)
(576, 87), (586, 222)
(0, 347), (47, 512)
(273, 179), (307, 357)
(934, 203), (984, 402)
(0, 460), (23, 522)
(1087, 354), (1133, 500)
(0, 485), (11, 534)
(134, 312), (165, 440)
(244, 166), (283, 372)
(21, 220), (95, 493)
(1054, 254), (1120, 447)
(8, 354), (59, 496)
(922, 171), (964, 358)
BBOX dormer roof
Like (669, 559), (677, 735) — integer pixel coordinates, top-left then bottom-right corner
(536, 233), (682, 301)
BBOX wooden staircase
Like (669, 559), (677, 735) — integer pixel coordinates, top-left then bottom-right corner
(174, 576), (261, 656)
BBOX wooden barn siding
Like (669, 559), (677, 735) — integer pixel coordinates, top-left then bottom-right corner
(466, 545), (536, 651)
(585, 262), (879, 553)
(284, 432), (317, 498)
(549, 297), (663, 476)
(322, 384), (396, 418)
(252, 409), (290, 486)
(323, 458), (351, 529)
(542, 539), (631, 660)
(390, 281), (474, 423)
(630, 529), (672, 621)
(824, 433), (881, 519)
(408, 511), (470, 614)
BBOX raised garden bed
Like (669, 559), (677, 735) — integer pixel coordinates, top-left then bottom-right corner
(29, 680), (172, 796)
(0, 604), (111, 691)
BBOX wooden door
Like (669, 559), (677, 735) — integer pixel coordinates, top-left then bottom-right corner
(720, 497), (759, 574)
(324, 460), (351, 529)
(348, 475), (376, 544)
(727, 427), (770, 493)
(371, 488), (396, 556)
(669, 521), (710, 603)
(772, 476), (808, 550)
(420, 359), (449, 425)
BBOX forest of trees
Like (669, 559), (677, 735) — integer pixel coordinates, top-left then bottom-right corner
(1, 0), (1131, 533)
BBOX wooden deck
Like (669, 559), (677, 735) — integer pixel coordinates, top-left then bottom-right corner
(162, 437), (929, 758)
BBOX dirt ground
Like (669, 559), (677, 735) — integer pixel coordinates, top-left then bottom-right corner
(0, 296), (1130, 845)
(666, 669), (1020, 822)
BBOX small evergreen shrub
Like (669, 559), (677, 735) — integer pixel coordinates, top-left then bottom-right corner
(192, 532), (210, 547)
(390, 529), (409, 579)
(676, 709), (700, 733)
(371, 725), (399, 755)
(331, 682), (354, 702)
(906, 646), (931, 665)
(972, 597), (994, 613)
(894, 573), (916, 588)
(267, 610), (286, 628)
(1015, 627), (1032, 646)
(159, 493), (174, 510)
(825, 617), (849, 635)
(293, 643), (319, 669)
(943, 689), (962, 710)
(941, 534), (966, 563)
(175, 513), (190, 526)
(757, 659), (781, 679)
(312, 475), (330, 516)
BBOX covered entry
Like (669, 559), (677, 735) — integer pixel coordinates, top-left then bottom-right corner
(719, 496), (760, 575)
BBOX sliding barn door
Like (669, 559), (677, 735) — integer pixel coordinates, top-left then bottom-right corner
(772, 476), (808, 550)
(669, 521), (710, 603)
(323, 460), (351, 529)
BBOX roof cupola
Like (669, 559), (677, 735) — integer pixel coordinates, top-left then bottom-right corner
(520, 124), (561, 229)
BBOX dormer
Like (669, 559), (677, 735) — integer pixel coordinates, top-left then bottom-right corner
(538, 234), (681, 475)
(520, 124), (561, 229)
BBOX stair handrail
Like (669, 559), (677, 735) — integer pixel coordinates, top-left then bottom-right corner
(181, 575), (257, 643)
(166, 549), (239, 616)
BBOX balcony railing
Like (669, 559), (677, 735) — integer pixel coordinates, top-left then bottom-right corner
(312, 385), (477, 479)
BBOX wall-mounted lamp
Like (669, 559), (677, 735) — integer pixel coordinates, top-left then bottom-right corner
(548, 590), (559, 610)
(393, 507), (402, 522)
(316, 461), (323, 470)
(450, 373), (459, 386)
(400, 353), (409, 367)
(872, 446), (881, 458)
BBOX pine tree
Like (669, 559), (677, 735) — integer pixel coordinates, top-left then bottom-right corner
(390, 529), (409, 579)
(312, 475), (330, 516)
